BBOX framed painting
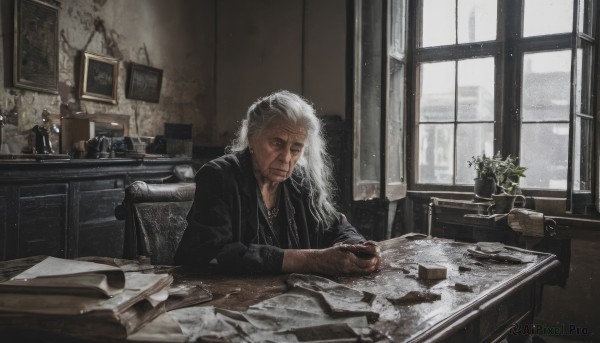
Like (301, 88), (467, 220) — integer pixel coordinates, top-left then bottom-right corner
(126, 63), (163, 103)
(80, 51), (119, 104)
(13, 0), (60, 94)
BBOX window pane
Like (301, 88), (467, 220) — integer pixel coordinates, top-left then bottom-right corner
(418, 124), (454, 184)
(457, 0), (497, 43)
(573, 116), (593, 191)
(576, 45), (593, 114)
(522, 50), (571, 121)
(456, 123), (494, 185)
(422, 0), (455, 47)
(457, 57), (495, 121)
(520, 123), (569, 189)
(523, 0), (573, 37)
(578, 0), (593, 35)
(390, 0), (407, 57)
(419, 61), (455, 122)
(387, 60), (405, 184)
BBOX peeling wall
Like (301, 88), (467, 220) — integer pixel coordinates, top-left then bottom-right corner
(0, 0), (215, 153)
(0, 0), (347, 153)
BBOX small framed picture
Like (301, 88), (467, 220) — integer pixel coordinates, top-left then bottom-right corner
(79, 51), (119, 104)
(126, 63), (163, 103)
(13, 0), (60, 94)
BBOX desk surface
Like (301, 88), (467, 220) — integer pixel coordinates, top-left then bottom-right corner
(0, 236), (558, 343)
(174, 236), (558, 342)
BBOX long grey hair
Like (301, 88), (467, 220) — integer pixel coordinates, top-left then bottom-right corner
(229, 90), (337, 226)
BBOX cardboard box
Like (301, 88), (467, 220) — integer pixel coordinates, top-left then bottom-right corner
(61, 118), (94, 155)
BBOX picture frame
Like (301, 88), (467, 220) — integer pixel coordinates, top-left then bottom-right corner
(126, 63), (163, 103)
(80, 51), (119, 104)
(13, 0), (60, 94)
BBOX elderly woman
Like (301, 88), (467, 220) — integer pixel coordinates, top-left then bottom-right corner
(174, 91), (380, 275)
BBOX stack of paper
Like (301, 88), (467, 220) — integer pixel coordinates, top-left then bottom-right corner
(0, 256), (173, 340)
(166, 281), (212, 311)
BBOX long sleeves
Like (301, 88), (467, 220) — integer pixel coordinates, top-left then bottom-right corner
(174, 151), (365, 274)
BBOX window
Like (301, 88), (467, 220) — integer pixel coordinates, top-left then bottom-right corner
(413, 0), (500, 189)
(353, 0), (597, 213)
(406, 0), (597, 213)
(353, 0), (408, 201)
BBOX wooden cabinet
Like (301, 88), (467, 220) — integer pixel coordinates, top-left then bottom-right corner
(70, 178), (126, 258)
(0, 183), (68, 259)
(0, 158), (191, 260)
(16, 183), (69, 258)
(0, 186), (7, 260)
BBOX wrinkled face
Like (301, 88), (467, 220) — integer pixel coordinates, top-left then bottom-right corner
(249, 118), (308, 185)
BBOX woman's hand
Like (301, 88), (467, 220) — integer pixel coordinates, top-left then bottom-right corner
(330, 241), (381, 274)
(282, 241), (381, 276)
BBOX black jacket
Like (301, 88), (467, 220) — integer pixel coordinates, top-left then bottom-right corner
(174, 150), (365, 273)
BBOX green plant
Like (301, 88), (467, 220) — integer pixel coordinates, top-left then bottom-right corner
(494, 153), (526, 195)
(467, 153), (496, 179)
(467, 152), (527, 195)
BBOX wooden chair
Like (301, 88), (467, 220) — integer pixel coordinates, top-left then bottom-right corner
(115, 181), (195, 265)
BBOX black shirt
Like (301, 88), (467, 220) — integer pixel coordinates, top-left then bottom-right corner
(174, 149), (365, 274)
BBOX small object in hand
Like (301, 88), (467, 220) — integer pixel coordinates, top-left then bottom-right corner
(418, 263), (447, 280)
(346, 241), (378, 259)
(353, 251), (375, 259)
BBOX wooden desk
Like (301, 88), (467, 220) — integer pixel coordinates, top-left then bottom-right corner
(0, 237), (558, 342)
(174, 236), (558, 343)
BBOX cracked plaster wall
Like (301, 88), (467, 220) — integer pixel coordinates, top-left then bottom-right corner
(0, 0), (215, 154)
(0, 0), (347, 154)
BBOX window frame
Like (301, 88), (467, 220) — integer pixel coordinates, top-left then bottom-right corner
(353, 0), (408, 201)
(403, 0), (598, 213)
(385, 0), (409, 200)
(567, 0), (597, 212)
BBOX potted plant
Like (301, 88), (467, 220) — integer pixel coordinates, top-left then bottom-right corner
(469, 152), (527, 213)
(490, 153), (527, 213)
(467, 153), (497, 200)
(493, 153), (526, 196)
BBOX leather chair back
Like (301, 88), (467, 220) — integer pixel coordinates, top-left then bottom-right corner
(115, 181), (195, 265)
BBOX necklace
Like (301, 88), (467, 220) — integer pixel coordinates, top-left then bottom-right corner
(267, 207), (279, 226)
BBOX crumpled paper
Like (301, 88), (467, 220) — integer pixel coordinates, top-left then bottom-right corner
(169, 273), (377, 342)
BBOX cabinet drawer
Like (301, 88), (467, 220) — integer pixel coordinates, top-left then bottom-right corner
(20, 183), (67, 197)
(18, 194), (67, 258)
(0, 194), (6, 260)
(78, 188), (125, 225)
(479, 284), (533, 341)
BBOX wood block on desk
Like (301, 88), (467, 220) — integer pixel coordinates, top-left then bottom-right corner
(418, 263), (447, 280)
